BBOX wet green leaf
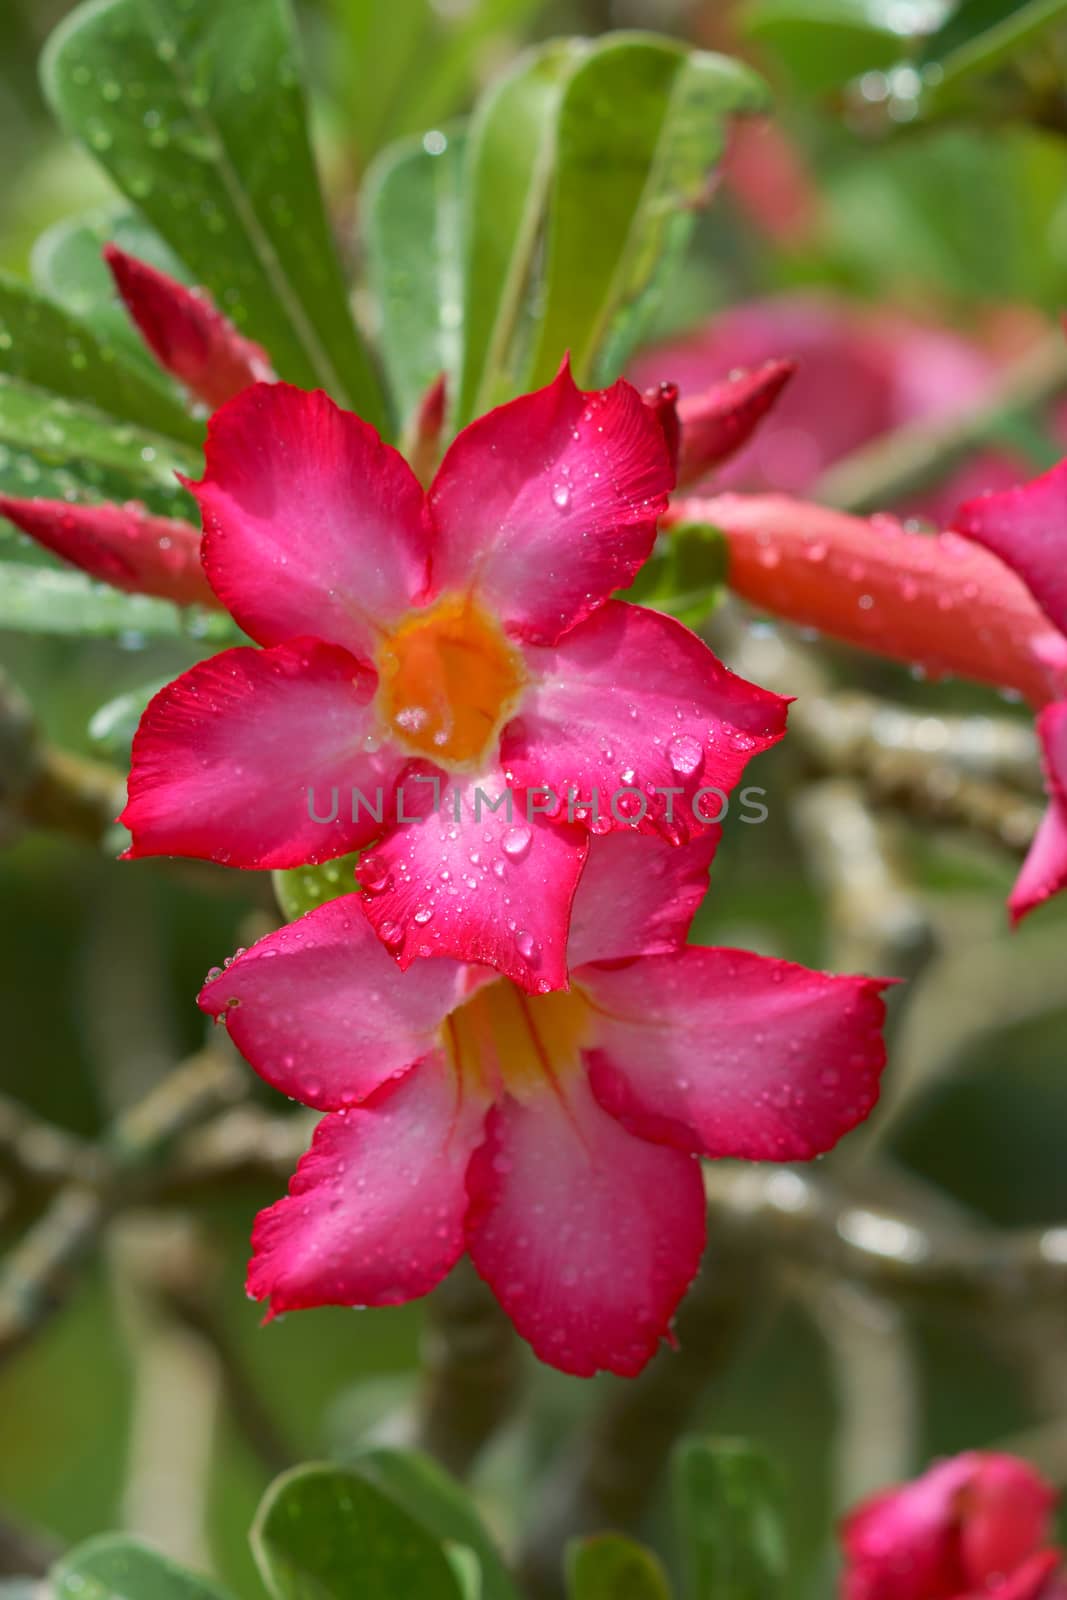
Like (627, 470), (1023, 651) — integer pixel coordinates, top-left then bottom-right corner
(529, 35), (767, 388)
(364, 129), (466, 429)
(673, 1440), (787, 1600)
(622, 522), (728, 629)
(53, 1534), (233, 1600)
(0, 377), (199, 518)
(252, 1462), (464, 1600)
(0, 564), (234, 641)
(272, 854), (362, 921)
(454, 39), (585, 425)
(42, 0), (387, 425)
(741, 0), (923, 93)
(0, 274), (199, 445)
(32, 208), (190, 370)
(349, 1449), (522, 1600)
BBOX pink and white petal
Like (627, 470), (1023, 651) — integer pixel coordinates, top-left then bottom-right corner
(357, 769), (588, 993)
(193, 383), (429, 655)
(0, 495), (215, 608)
(247, 1054), (487, 1315)
(428, 362), (674, 645)
(198, 896), (466, 1111)
(465, 1072), (706, 1377)
(121, 638), (404, 868)
(502, 601), (789, 843)
(955, 460), (1067, 637)
(581, 949), (890, 1161)
(675, 361), (796, 488)
(565, 828), (720, 968)
(104, 245), (274, 409)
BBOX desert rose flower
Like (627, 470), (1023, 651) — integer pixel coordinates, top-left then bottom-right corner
(0, 250), (794, 606)
(200, 831), (890, 1378)
(669, 491), (1067, 922)
(840, 1451), (1063, 1600)
(120, 366), (788, 990)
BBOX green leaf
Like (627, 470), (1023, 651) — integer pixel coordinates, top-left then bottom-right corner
(41, 0), (387, 426)
(88, 679), (173, 752)
(32, 208), (191, 370)
(622, 522), (728, 628)
(53, 1534), (233, 1600)
(252, 1462), (464, 1600)
(0, 564), (234, 642)
(272, 853), (362, 921)
(741, 0), (929, 93)
(364, 129), (466, 429)
(672, 1440), (787, 1600)
(529, 35), (767, 388)
(0, 274), (200, 446)
(0, 376), (199, 517)
(329, 0), (541, 158)
(349, 1448), (522, 1600)
(566, 1535), (673, 1600)
(454, 40), (585, 425)
(919, 0), (1067, 98)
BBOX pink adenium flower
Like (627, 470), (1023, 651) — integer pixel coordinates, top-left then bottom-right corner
(120, 367), (788, 989)
(200, 830), (890, 1378)
(632, 295), (1028, 518)
(669, 491), (1067, 922)
(840, 1452), (1064, 1600)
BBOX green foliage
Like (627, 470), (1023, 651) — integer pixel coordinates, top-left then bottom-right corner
(742, 0), (926, 93)
(327, 0), (541, 160)
(673, 1440), (787, 1600)
(348, 1449), (521, 1600)
(53, 1535), (233, 1600)
(272, 854), (362, 921)
(566, 1535), (673, 1599)
(0, 565), (233, 641)
(41, 0), (387, 425)
(528, 36), (767, 388)
(364, 130), (467, 430)
(622, 522), (729, 629)
(251, 1462), (466, 1600)
(32, 209), (190, 369)
(454, 40), (583, 424)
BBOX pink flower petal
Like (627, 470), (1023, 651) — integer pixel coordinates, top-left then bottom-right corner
(427, 361), (674, 645)
(565, 829), (720, 967)
(247, 1055), (487, 1315)
(0, 495), (215, 608)
(465, 1071), (706, 1377)
(675, 361), (796, 488)
(581, 949), (890, 1160)
(676, 492), (1067, 707)
(192, 383), (430, 657)
(357, 770), (588, 993)
(501, 601), (789, 843)
(121, 638), (404, 868)
(104, 245), (274, 409)
(841, 1452), (1058, 1600)
(955, 460), (1067, 638)
(1010, 702), (1067, 923)
(198, 896), (466, 1110)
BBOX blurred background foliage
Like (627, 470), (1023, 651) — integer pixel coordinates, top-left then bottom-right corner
(1, 0), (1067, 1596)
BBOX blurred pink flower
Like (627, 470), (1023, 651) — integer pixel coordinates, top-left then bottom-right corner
(840, 1451), (1063, 1600)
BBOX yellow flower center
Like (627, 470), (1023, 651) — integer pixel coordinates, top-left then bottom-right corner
(445, 977), (592, 1100)
(375, 595), (526, 769)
